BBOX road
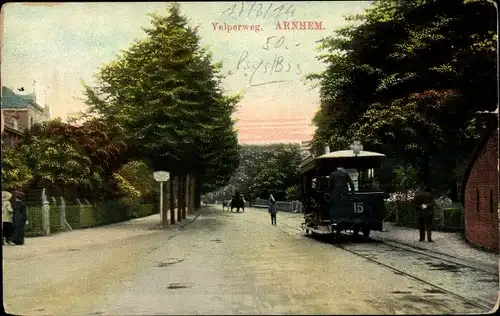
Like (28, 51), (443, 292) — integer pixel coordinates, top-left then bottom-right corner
(3, 206), (498, 315)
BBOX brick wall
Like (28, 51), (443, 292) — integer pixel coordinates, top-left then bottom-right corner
(464, 129), (499, 252)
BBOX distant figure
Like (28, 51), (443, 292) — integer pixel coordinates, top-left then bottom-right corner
(2, 191), (14, 245)
(414, 184), (434, 242)
(327, 165), (356, 221)
(11, 190), (27, 245)
(269, 195), (277, 225)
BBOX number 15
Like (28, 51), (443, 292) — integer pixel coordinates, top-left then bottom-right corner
(353, 202), (364, 213)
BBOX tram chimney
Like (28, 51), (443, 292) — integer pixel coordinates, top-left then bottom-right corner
(324, 146), (330, 154)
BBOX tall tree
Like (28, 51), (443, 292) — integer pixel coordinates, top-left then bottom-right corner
(308, 0), (496, 194)
(83, 3), (240, 198)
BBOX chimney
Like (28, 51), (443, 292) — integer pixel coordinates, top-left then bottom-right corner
(324, 146), (330, 154)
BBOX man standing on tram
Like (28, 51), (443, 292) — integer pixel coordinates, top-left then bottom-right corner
(327, 164), (356, 221)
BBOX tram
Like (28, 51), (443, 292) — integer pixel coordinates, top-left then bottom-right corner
(300, 147), (387, 239)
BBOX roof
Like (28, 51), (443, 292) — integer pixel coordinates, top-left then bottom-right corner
(1, 86), (44, 112)
(317, 150), (386, 159)
(460, 115), (499, 204)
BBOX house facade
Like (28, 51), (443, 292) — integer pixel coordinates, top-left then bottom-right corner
(461, 115), (499, 253)
(1, 86), (51, 146)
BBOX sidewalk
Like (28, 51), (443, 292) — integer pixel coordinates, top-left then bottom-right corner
(2, 210), (200, 260)
(371, 223), (498, 270)
(276, 211), (498, 271)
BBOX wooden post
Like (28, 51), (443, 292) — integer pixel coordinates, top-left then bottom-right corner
(164, 178), (170, 227)
(170, 175), (176, 225)
(177, 175), (183, 222)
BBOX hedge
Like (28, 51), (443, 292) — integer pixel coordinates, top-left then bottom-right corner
(24, 199), (156, 237)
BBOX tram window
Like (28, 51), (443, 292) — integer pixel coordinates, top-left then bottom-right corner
(345, 169), (359, 191)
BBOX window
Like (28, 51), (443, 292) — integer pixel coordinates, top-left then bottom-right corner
(476, 189), (480, 212)
(490, 189), (495, 213)
(30, 117), (34, 128)
(12, 119), (18, 130)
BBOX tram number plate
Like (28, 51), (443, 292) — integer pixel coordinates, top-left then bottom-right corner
(353, 202), (364, 214)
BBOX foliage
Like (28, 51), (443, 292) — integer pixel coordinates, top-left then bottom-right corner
(392, 163), (419, 197)
(1, 142), (33, 191)
(117, 160), (157, 203)
(205, 144), (302, 201)
(308, 0), (497, 196)
(82, 3), (240, 196)
(112, 173), (141, 200)
(19, 120), (98, 197)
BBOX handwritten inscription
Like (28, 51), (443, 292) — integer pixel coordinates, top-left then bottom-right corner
(262, 36), (300, 51)
(222, 2), (296, 20)
(227, 36), (302, 87)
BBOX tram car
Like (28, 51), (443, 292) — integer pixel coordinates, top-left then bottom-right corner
(300, 147), (387, 239)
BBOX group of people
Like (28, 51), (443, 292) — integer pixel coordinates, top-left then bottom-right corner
(2, 189), (27, 246)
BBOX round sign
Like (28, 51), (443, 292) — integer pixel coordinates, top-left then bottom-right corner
(153, 171), (170, 182)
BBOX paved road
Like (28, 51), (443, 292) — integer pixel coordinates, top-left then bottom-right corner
(3, 207), (497, 315)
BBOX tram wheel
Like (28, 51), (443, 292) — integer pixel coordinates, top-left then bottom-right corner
(353, 229), (359, 236)
(362, 228), (370, 238)
(305, 229), (310, 235)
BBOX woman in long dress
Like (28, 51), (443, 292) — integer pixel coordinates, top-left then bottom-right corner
(11, 190), (27, 245)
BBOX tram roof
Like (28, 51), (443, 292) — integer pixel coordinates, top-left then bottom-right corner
(317, 150), (386, 159)
(299, 150), (386, 174)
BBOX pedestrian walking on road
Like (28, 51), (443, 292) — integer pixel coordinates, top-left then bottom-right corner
(414, 184), (434, 242)
(2, 191), (14, 245)
(269, 194), (277, 225)
(11, 190), (27, 245)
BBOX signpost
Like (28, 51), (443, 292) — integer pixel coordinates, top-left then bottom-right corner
(153, 171), (170, 228)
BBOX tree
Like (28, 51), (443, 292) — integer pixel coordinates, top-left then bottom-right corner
(117, 160), (157, 203)
(1, 142), (32, 191)
(308, 0), (496, 194)
(19, 121), (99, 198)
(82, 3), (240, 204)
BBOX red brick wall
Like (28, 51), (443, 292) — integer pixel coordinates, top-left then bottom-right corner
(464, 129), (499, 252)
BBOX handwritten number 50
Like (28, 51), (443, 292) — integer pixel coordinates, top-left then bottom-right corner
(262, 36), (285, 51)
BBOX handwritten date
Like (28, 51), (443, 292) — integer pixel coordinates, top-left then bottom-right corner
(222, 2), (296, 20)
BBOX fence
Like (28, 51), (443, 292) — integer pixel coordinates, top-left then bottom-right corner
(384, 201), (464, 231)
(252, 198), (303, 213)
(23, 190), (157, 237)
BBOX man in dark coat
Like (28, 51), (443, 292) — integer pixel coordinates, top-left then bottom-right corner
(11, 190), (27, 245)
(327, 165), (356, 221)
(414, 184), (434, 242)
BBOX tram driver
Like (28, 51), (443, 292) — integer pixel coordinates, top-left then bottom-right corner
(327, 164), (356, 221)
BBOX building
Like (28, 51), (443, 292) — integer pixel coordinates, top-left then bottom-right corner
(461, 112), (499, 253)
(1, 86), (51, 146)
(300, 140), (313, 160)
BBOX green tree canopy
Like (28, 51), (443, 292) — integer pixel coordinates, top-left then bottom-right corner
(82, 3), (240, 194)
(308, 0), (496, 195)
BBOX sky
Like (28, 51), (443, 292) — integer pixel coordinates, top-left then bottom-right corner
(1, 1), (371, 144)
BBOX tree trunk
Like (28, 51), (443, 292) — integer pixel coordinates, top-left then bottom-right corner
(194, 176), (201, 209)
(181, 174), (186, 220)
(177, 175), (183, 222)
(185, 175), (190, 218)
(190, 175), (196, 213)
(169, 175), (176, 225)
